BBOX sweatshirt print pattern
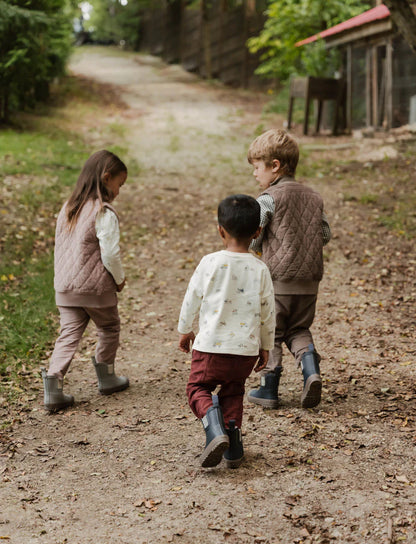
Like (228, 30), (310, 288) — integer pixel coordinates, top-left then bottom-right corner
(178, 250), (275, 356)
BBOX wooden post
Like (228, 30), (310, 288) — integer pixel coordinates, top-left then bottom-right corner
(287, 96), (295, 129)
(201, 0), (212, 79)
(304, 78), (311, 135)
(315, 100), (323, 133)
(372, 46), (378, 127)
(346, 45), (352, 133)
(179, 0), (186, 64)
(385, 38), (393, 129)
(366, 48), (372, 126)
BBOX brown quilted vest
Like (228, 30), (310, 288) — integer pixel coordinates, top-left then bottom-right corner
(54, 199), (117, 295)
(262, 177), (324, 293)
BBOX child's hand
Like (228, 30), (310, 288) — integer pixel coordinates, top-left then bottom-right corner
(179, 332), (195, 353)
(117, 278), (126, 292)
(254, 349), (269, 372)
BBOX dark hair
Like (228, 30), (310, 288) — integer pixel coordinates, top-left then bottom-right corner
(218, 194), (260, 239)
(66, 150), (127, 228)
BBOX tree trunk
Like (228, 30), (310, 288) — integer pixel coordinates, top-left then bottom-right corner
(383, 0), (416, 55)
(201, 0), (212, 79)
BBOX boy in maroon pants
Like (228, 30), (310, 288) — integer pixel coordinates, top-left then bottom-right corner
(178, 195), (275, 468)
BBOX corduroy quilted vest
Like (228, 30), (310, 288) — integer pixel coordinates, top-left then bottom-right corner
(54, 199), (117, 295)
(262, 178), (324, 285)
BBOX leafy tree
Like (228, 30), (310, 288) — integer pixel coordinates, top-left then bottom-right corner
(0, 0), (72, 122)
(247, 0), (370, 82)
(86, 0), (152, 49)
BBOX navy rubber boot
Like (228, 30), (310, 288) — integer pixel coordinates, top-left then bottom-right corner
(223, 419), (244, 469)
(247, 367), (282, 409)
(200, 395), (229, 468)
(300, 344), (322, 408)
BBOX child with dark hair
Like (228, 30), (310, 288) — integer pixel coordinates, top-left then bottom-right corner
(42, 150), (129, 412)
(178, 194), (275, 468)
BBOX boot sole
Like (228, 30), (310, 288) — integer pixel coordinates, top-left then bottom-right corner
(99, 381), (130, 395)
(301, 375), (322, 408)
(44, 400), (74, 412)
(247, 393), (279, 409)
(200, 435), (229, 468)
(224, 455), (244, 469)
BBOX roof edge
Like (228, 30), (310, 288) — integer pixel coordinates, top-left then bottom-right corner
(296, 4), (390, 47)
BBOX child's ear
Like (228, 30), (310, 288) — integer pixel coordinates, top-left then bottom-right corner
(271, 159), (281, 173)
(218, 225), (226, 239)
(102, 172), (110, 183)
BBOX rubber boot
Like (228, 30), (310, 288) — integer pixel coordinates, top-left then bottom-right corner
(200, 395), (229, 468)
(92, 356), (129, 395)
(300, 344), (322, 408)
(223, 419), (244, 469)
(247, 367), (282, 409)
(41, 368), (74, 412)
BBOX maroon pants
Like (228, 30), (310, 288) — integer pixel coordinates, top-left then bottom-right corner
(186, 350), (258, 428)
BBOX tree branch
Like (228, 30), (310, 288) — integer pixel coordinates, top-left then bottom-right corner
(383, 0), (416, 55)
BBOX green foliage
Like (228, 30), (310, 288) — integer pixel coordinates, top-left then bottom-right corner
(248, 0), (370, 82)
(86, 0), (148, 49)
(0, 0), (72, 122)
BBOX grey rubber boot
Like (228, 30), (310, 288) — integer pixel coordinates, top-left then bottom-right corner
(300, 344), (322, 408)
(223, 419), (244, 469)
(92, 356), (129, 395)
(247, 367), (282, 409)
(41, 368), (74, 412)
(200, 395), (229, 468)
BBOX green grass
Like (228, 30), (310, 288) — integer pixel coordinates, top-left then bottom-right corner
(359, 193), (378, 205)
(0, 127), (88, 402)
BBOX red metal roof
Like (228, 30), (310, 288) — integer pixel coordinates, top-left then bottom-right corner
(296, 4), (390, 47)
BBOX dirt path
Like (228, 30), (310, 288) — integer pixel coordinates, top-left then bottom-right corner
(1, 48), (415, 544)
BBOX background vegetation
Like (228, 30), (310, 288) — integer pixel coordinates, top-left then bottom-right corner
(248, 0), (371, 82)
(0, 0), (73, 122)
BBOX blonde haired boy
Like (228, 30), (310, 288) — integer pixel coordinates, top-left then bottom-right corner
(247, 129), (331, 409)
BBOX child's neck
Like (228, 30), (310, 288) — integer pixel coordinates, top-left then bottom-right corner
(224, 240), (250, 253)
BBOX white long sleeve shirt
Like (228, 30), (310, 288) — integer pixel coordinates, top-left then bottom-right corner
(178, 250), (275, 356)
(95, 208), (125, 286)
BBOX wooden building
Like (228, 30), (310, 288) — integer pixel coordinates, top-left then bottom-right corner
(296, 3), (416, 131)
(139, 1), (268, 89)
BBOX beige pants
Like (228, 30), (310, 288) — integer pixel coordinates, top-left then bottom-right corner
(48, 305), (120, 379)
(263, 293), (318, 374)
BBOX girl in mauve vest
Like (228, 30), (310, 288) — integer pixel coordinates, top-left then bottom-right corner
(42, 150), (129, 411)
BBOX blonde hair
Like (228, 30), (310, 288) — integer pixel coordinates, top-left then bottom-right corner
(247, 129), (299, 176)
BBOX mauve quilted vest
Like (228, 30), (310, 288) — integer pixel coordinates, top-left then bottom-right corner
(54, 199), (117, 295)
(262, 178), (324, 283)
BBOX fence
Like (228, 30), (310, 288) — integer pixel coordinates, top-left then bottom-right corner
(139, 1), (267, 89)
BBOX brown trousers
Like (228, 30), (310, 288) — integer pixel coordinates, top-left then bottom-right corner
(48, 305), (120, 379)
(263, 293), (317, 374)
(186, 350), (258, 428)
